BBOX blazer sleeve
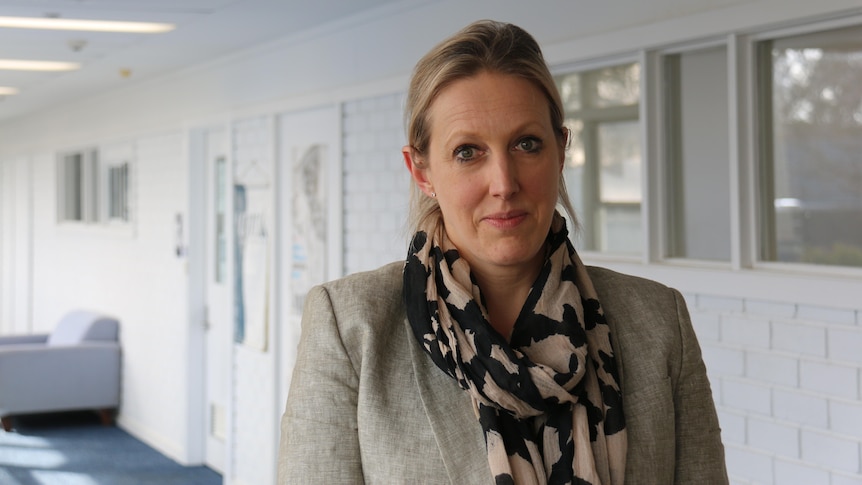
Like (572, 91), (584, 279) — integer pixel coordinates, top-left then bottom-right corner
(278, 285), (364, 484)
(671, 289), (729, 484)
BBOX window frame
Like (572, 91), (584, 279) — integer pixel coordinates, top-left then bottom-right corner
(748, 16), (862, 275)
(552, 54), (644, 259)
(652, 38), (735, 265)
(548, 14), (862, 281)
(55, 143), (136, 233)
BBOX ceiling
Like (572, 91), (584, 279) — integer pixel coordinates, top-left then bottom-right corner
(0, 0), (404, 122)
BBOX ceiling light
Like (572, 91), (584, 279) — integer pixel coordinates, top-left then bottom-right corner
(0, 87), (19, 95)
(0, 59), (80, 71)
(0, 16), (174, 33)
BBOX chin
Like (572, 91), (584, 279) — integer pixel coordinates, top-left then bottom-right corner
(485, 245), (544, 268)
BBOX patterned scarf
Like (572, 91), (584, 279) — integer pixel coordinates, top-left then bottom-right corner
(403, 212), (627, 485)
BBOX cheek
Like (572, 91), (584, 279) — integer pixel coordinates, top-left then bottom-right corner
(526, 166), (560, 199)
(436, 180), (485, 228)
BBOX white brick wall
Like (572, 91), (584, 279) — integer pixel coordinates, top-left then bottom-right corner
(691, 292), (862, 483)
(341, 92), (410, 275)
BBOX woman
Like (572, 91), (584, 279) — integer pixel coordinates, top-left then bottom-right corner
(279, 20), (727, 485)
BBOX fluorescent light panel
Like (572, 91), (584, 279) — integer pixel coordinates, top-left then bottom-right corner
(0, 16), (174, 33)
(0, 87), (19, 95)
(0, 59), (80, 71)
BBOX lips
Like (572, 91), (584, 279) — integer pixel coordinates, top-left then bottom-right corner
(482, 210), (528, 229)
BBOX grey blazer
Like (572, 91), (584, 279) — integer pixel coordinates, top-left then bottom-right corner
(278, 262), (728, 484)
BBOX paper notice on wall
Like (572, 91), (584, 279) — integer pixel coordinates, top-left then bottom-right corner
(291, 144), (327, 315)
(234, 180), (270, 351)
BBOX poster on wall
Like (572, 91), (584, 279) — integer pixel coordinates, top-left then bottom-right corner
(290, 144), (327, 315)
(233, 157), (271, 351)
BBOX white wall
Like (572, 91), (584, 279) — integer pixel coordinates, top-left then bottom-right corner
(2, 1), (862, 484)
(21, 131), (196, 460)
(0, 157), (32, 334)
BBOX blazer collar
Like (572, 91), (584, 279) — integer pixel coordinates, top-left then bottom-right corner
(405, 317), (493, 483)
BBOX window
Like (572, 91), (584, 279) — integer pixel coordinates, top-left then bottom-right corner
(663, 46), (732, 261)
(757, 24), (862, 267)
(555, 63), (642, 254)
(56, 149), (98, 223)
(106, 162), (129, 222)
(214, 156), (227, 283)
(57, 146), (133, 227)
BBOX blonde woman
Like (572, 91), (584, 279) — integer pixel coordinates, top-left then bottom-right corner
(279, 20), (727, 485)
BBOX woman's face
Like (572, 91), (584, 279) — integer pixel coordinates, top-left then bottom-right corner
(405, 71), (564, 278)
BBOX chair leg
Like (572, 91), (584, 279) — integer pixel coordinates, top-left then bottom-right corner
(98, 409), (116, 426)
(1, 416), (12, 432)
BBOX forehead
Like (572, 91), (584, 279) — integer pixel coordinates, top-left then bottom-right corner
(426, 72), (551, 139)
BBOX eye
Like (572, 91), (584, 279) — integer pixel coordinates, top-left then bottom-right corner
(454, 145), (479, 162)
(515, 137), (542, 153)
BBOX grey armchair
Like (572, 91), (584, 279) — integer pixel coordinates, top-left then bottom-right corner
(0, 310), (121, 431)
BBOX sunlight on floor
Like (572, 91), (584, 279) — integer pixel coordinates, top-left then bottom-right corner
(30, 470), (99, 485)
(0, 438), (68, 469)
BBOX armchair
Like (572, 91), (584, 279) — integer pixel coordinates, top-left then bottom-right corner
(0, 310), (121, 431)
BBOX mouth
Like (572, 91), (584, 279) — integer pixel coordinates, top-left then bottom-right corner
(482, 210), (528, 229)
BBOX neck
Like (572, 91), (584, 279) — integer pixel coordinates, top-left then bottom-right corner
(472, 262), (541, 340)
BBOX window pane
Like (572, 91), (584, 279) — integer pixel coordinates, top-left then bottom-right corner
(589, 64), (640, 108)
(597, 121), (642, 253)
(215, 156), (227, 283)
(108, 163), (129, 221)
(86, 150), (99, 223)
(599, 121), (641, 203)
(558, 73), (582, 112)
(57, 148), (100, 224)
(556, 63), (641, 254)
(761, 25), (862, 267)
(665, 47), (731, 261)
(65, 154), (82, 221)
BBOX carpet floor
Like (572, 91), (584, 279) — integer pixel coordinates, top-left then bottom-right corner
(0, 411), (222, 485)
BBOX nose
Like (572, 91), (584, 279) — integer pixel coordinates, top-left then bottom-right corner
(488, 152), (519, 200)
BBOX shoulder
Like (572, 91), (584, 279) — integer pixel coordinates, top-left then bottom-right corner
(587, 265), (674, 296)
(317, 261), (403, 304)
(586, 265), (684, 315)
(585, 265), (688, 354)
(305, 261), (405, 336)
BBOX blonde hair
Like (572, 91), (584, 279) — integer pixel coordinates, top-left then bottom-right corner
(404, 19), (577, 232)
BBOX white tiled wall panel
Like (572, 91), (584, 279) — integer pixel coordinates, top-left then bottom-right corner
(690, 292), (862, 483)
(341, 92), (410, 275)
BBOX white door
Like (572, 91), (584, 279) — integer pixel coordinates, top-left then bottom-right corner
(203, 127), (231, 473)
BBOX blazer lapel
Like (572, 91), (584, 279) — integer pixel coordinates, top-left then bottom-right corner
(405, 317), (493, 483)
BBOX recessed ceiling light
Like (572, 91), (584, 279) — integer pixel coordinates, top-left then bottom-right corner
(0, 16), (175, 33)
(0, 87), (19, 95)
(0, 59), (80, 71)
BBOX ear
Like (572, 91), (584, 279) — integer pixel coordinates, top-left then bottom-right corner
(402, 145), (435, 196)
(558, 127), (569, 172)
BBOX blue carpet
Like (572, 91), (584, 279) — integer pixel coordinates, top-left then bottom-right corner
(0, 411), (222, 485)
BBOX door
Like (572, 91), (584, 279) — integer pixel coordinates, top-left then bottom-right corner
(203, 127), (231, 473)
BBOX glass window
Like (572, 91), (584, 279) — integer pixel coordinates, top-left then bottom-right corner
(556, 63), (642, 254)
(107, 162), (129, 222)
(214, 156), (227, 283)
(664, 46), (732, 261)
(758, 25), (862, 267)
(56, 149), (98, 223)
(57, 147), (133, 227)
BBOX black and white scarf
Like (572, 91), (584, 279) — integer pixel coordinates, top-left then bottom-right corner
(403, 211), (627, 485)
